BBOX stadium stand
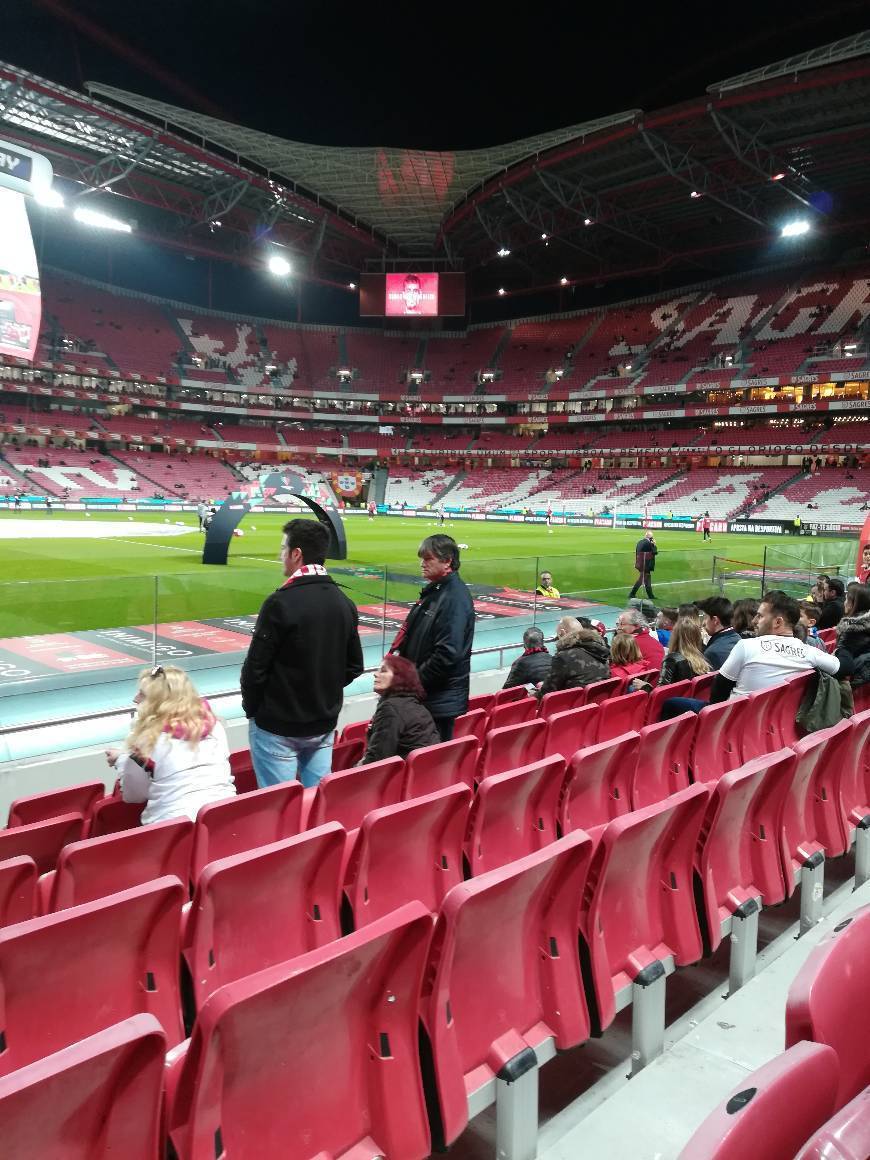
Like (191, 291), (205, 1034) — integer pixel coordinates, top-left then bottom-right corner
(112, 451), (239, 499)
(423, 327), (504, 385)
(443, 467), (552, 509)
(345, 331), (420, 387)
(497, 318), (591, 388)
(641, 467), (796, 518)
(753, 467), (870, 523)
(383, 468), (453, 506)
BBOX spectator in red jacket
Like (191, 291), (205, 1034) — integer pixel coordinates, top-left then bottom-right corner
(609, 633), (649, 688)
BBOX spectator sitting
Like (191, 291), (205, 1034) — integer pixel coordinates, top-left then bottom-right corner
(614, 607), (665, 668)
(816, 577), (846, 630)
(836, 584), (870, 684)
(655, 607), (677, 648)
(105, 665), (236, 824)
(677, 602), (702, 627)
(798, 602), (825, 649)
(696, 597), (741, 667)
(503, 627), (553, 689)
(732, 598), (760, 638)
(360, 655), (440, 764)
(659, 619), (711, 685)
(538, 616), (610, 697)
(609, 633), (649, 688)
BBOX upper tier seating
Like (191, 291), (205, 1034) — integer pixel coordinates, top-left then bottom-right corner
(383, 469), (453, 507)
(753, 467), (870, 524)
(112, 452), (239, 499)
(641, 468), (795, 518)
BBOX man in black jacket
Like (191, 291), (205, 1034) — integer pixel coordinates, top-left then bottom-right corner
(816, 577), (846, 630)
(241, 518), (364, 788)
(392, 534), (475, 741)
(503, 627), (552, 689)
(629, 532), (657, 600)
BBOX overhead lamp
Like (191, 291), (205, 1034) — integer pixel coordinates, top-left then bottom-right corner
(540, 232), (548, 240)
(583, 217), (593, 226)
(73, 205), (133, 233)
(690, 190), (702, 199)
(496, 247), (511, 258)
(497, 287), (506, 296)
(268, 254), (291, 276)
(781, 220), (810, 238)
(771, 172), (786, 181)
(35, 186), (64, 209)
(348, 282), (356, 289)
(560, 276), (569, 285)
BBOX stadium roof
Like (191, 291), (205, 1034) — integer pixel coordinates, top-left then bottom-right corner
(1, 32), (870, 294)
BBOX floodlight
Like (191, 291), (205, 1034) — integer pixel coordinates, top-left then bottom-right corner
(496, 247), (511, 257)
(348, 281), (356, 289)
(35, 186), (64, 209)
(560, 277), (569, 285)
(780, 220), (810, 238)
(497, 287), (506, 296)
(268, 254), (291, 276)
(73, 205), (133, 232)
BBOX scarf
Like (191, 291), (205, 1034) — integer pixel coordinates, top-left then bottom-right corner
(281, 563), (328, 588)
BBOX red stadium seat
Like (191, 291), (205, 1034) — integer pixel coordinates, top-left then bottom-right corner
(581, 784), (708, 1068)
(169, 903), (433, 1160)
(488, 696), (536, 730)
(538, 686), (586, 720)
(87, 793), (144, 837)
(452, 708), (488, 743)
(632, 667), (660, 688)
(346, 786), (470, 926)
(307, 757), (405, 833)
(229, 749), (258, 794)
(695, 751), (795, 991)
(633, 714), (696, 808)
(647, 678), (692, 723)
(691, 699), (749, 783)
(465, 756), (565, 876)
(182, 824), (345, 1010)
(190, 782), (304, 885)
(330, 737), (364, 771)
(421, 832), (595, 1153)
(0, 813), (85, 876)
(583, 677), (622, 705)
(688, 672), (715, 700)
(840, 709), (870, 887)
(677, 1041), (840, 1160)
(403, 736), (478, 798)
(0, 877), (186, 1074)
(740, 685), (780, 759)
(766, 671), (814, 751)
(42, 818), (193, 914)
(795, 1087), (870, 1160)
(0, 856), (37, 928)
(786, 903), (870, 1106)
(0, 1015), (167, 1160)
(817, 627), (838, 647)
(478, 719), (547, 780)
(544, 703), (600, 761)
(339, 719), (370, 744)
(492, 686), (528, 707)
(595, 690), (649, 743)
(6, 781), (104, 829)
(467, 693), (495, 714)
(560, 732), (638, 835)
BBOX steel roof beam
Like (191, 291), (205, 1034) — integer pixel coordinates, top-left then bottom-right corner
(707, 108), (823, 214)
(78, 137), (155, 194)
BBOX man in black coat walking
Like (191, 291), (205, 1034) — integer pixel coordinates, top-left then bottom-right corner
(392, 534), (475, 741)
(629, 532), (658, 600)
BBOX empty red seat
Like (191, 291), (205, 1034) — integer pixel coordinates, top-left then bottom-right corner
(817, 627), (838, 647)
(228, 749), (257, 794)
(467, 693), (494, 714)
(190, 781), (304, 885)
(581, 784), (709, 1036)
(596, 691), (649, 743)
(182, 823), (346, 1010)
(839, 709), (870, 885)
(478, 719), (547, 780)
(787, 720), (853, 860)
(560, 732), (638, 834)
(488, 697), (536, 730)
(403, 736), (478, 798)
(492, 686), (528, 707)
(787, 903), (870, 1106)
(583, 676), (622, 704)
(0, 813), (85, 875)
(691, 699), (749, 783)
(0, 1014), (167, 1160)
(688, 672), (715, 700)
(795, 1087), (870, 1160)
(0, 856), (36, 928)
(465, 756), (565, 876)
(544, 703), (599, 761)
(740, 685), (780, 759)
(0, 876), (186, 1073)
(767, 671), (814, 751)
(677, 1041), (840, 1160)
(346, 786), (470, 926)
(43, 818), (193, 913)
(538, 686), (586, 720)
(647, 678), (692, 723)
(7, 781), (104, 829)
(169, 903), (433, 1160)
(420, 832), (595, 1150)
(452, 708), (488, 743)
(339, 718), (369, 744)
(330, 737), (364, 771)
(307, 756), (405, 833)
(87, 793), (144, 837)
(633, 714), (696, 808)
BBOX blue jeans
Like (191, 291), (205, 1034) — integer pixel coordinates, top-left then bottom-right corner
(659, 696), (707, 721)
(248, 721), (334, 789)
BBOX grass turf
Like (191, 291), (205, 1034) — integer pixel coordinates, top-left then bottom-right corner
(0, 509), (854, 636)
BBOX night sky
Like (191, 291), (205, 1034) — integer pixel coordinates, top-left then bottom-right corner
(7, 0), (870, 149)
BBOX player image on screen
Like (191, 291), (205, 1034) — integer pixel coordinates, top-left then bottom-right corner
(385, 272), (439, 317)
(402, 274), (422, 314)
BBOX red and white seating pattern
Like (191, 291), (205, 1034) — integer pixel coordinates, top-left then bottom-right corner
(384, 469), (453, 507)
(754, 467), (870, 523)
(641, 468), (795, 518)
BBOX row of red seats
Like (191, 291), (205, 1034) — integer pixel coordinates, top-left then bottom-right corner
(679, 904), (870, 1160)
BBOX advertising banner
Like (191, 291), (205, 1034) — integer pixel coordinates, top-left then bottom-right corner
(0, 188), (41, 362)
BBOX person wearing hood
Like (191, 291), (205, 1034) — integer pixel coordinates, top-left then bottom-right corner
(837, 584), (870, 685)
(360, 655), (441, 764)
(538, 616), (610, 697)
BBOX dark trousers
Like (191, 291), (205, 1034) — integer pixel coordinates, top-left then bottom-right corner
(630, 570), (655, 598)
(659, 696), (707, 720)
(433, 716), (455, 742)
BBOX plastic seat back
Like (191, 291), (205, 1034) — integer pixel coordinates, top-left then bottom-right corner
(817, 627), (838, 647)
(677, 1041), (840, 1160)
(840, 708), (870, 828)
(0, 876), (186, 1073)
(492, 686), (528, 707)
(190, 781), (304, 885)
(741, 685), (780, 759)
(560, 732), (639, 834)
(308, 756), (405, 833)
(691, 698), (749, 783)
(786, 903), (870, 1106)
(633, 714), (696, 808)
(421, 832), (594, 1148)
(538, 686), (586, 721)
(331, 737), (364, 771)
(347, 787), (470, 926)
(689, 672), (716, 700)
(696, 750), (795, 951)
(467, 693), (494, 715)
(48, 818), (193, 913)
(768, 671), (814, 750)
(465, 756), (565, 876)
(169, 904), (433, 1160)
(183, 824), (345, 1010)
(633, 667), (660, 688)
(0, 856), (37, 928)
(488, 697), (536, 730)
(795, 1087), (870, 1160)
(0, 813), (85, 876)
(403, 736), (478, 798)
(0, 1015), (167, 1160)
(596, 691), (649, 744)
(87, 794), (145, 837)
(228, 749), (257, 794)
(7, 781), (104, 829)
(781, 719), (854, 881)
(338, 719), (369, 744)
(646, 678), (692, 723)
(478, 718), (547, 780)
(583, 677), (621, 705)
(544, 703), (599, 761)
(452, 708), (487, 743)
(582, 784), (709, 1031)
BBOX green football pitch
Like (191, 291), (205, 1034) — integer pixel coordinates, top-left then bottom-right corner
(0, 509), (855, 638)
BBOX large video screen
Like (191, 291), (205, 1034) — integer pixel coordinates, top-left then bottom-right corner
(385, 272), (439, 317)
(0, 188), (41, 363)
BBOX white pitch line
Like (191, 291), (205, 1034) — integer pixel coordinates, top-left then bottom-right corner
(115, 539), (277, 568)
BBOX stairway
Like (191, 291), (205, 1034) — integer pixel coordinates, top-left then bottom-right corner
(488, 328), (512, 369)
(432, 470), (465, 502)
(739, 469), (810, 516)
(371, 466), (389, 505)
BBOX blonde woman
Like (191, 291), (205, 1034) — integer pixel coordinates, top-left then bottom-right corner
(660, 619), (711, 686)
(609, 633), (649, 688)
(106, 666), (235, 824)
